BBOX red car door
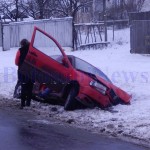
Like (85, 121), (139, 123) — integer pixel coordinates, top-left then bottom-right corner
(20, 26), (73, 92)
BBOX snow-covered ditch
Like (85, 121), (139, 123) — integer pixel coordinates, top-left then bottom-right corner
(0, 28), (150, 148)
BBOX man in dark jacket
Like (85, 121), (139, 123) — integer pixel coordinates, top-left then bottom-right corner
(15, 39), (33, 109)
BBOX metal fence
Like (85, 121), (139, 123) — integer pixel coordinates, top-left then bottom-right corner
(130, 20), (150, 54)
(1, 17), (73, 51)
(74, 22), (109, 50)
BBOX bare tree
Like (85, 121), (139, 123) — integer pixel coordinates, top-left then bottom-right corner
(24, 0), (55, 19)
(51, 0), (92, 49)
(136, 0), (145, 12)
(0, 1), (14, 21)
(0, 0), (29, 22)
(107, 0), (144, 20)
(0, 0), (53, 21)
(21, 0), (38, 19)
(52, 0), (92, 22)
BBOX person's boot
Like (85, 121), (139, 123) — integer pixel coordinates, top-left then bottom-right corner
(26, 99), (31, 106)
(20, 99), (25, 109)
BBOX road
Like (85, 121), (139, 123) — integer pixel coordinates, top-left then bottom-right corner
(0, 104), (149, 150)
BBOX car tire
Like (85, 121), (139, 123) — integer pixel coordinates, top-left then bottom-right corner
(64, 87), (78, 111)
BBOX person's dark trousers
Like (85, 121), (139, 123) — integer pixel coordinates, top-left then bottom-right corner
(26, 82), (33, 106)
(21, 83), (26, 107)
(21, 82), (33, 107)
(13, 80), (21, 98)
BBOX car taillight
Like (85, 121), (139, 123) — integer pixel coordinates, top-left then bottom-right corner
(90, 81), (107, 95)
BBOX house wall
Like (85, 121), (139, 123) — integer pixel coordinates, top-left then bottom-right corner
(2, 17), (73, 51)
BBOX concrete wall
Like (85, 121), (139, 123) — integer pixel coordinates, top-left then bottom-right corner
(2, 17), (73, 51)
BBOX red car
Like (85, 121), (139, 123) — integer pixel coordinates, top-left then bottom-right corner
(17, 26), (131, 110)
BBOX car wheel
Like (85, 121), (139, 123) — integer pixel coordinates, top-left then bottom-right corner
(64, 87), (78, 111)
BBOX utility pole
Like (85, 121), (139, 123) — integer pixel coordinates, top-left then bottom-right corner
(103, 0), (107, 42)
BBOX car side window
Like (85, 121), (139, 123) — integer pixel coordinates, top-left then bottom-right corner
(51, 55), (63, 64)
(33, 30), (63, 64)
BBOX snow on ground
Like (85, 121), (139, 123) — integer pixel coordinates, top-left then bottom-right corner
(0, 28), (150, 147)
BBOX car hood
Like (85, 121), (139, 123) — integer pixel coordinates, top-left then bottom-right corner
(95, 75), (132, 103)
(76, 69), (131, 103)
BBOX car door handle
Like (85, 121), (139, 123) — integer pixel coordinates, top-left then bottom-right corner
(29, 51), (38, 57)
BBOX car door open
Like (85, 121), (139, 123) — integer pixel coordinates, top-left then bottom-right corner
(19, 26), (72, 92)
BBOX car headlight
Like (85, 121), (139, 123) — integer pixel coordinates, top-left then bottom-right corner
(90, 81), (107, 95)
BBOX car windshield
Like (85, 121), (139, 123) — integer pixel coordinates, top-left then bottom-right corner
(50, 55), (111, 82)
(74, 57), (111, 82)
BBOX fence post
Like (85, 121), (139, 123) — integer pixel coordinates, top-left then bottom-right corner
(2, 24), (10, 51)
(103, 0), (107, 42)
(0, 22), (3, 51)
